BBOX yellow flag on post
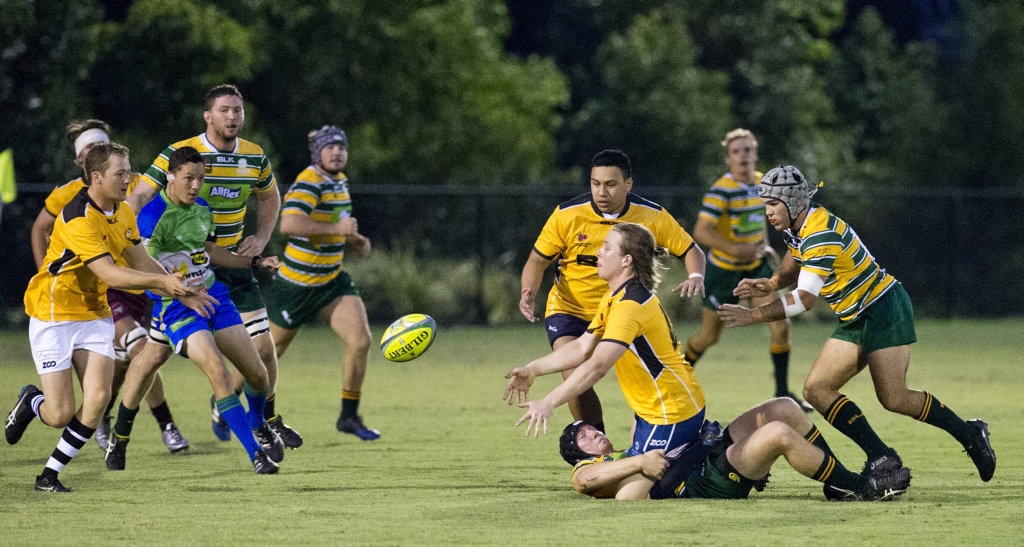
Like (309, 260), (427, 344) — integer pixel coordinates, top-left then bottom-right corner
(0, 148), (15, 204)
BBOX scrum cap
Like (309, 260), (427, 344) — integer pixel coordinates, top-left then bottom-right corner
(309, 125), (347, 165)
(758, 165), (818, 219)
(559, 421), (591, 465)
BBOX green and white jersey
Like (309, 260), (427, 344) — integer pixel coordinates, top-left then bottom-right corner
(277, 165), (352, 287)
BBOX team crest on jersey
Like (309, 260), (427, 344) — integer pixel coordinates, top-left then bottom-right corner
(208, 186), (242, 199)
(203, 157), (213, 173)
(189, 250), (209, 266)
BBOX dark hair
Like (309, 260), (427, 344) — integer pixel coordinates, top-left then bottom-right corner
(591, 149), (631, 180)
(204, 84), (243, 111)
(84, 142), (129, 185)
(559, 421), (592, 465)
(612, 223), (666, 291)
(168, 146), (204, 174)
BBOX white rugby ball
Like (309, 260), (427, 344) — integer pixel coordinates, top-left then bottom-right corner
(380, 313), (437, 362)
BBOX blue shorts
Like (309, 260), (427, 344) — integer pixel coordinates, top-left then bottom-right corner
(628, 409), (706, 457)
(151, 281), (242, 354)
(543, 313), (590, 347)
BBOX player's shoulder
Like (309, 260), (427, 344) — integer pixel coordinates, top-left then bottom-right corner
(618, 278), (655, 305)
(59, 188), (93, 222)
(169, 135), (206, 151)
(626, 193), (666, 214)
(555, 192), (593, 211)
(136, 194), (171, 237)
(235, 137), (268, 156)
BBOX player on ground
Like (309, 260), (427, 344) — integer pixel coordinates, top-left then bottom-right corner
(506, 223), (705, 457)
(106, 146), (282, 474)
(30, 119), (189, 453)
(6, 143), (205, 492)
(683, 129), (810, 411)
(560, 397), (911, 501)
(268, 125), (379, 441)
(717, 165), (996, 484)
(127, 84), (300, 448)
(518, 150), (705, 432)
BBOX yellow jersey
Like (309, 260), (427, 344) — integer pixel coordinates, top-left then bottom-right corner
(588, 278), (705, 424)
(534, 193), (696, 320)
(24, 188), (141, 321)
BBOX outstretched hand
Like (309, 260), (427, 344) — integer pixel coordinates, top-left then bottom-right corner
(503, 366), (535, 406)
(515, 399), (555, 438)
(716, 303), (755, 328)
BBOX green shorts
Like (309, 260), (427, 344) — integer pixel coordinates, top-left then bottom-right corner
(212, 267), (266, 314)
(831, 283), (917, 353)
(702, 260), (774, 310)
(678, 443), (754, 499)
(268, 271), (359, 329)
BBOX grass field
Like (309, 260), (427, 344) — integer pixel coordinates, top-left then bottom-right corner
(0, 318), (1021, 545)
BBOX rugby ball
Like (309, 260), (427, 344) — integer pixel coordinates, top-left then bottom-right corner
(380, 313), (437, 362)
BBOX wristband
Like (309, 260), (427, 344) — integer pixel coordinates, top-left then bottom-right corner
(251, 255), (264, 269)
(688, 273), (704, 279)
(520, 288), (534, 295)
(780, 292), (807, 318)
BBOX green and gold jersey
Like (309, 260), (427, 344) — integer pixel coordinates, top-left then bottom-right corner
(276, 165), (350, 287)
(533, 193), (696, 320)
(787, 206), (897, 322)
(588, 278), (705, 425)
(141, 134), (276, 251)
(571, 450), (629, 498)
(697, 172), (766, 271)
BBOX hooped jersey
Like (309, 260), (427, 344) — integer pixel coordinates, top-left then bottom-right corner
(571, 450), (629, 498)
(141, 133), (276, 251)
(785, 206), (897, 322)
(533, 193), (696, 320)
(697, 172), (767, 271)
(277, 165), (351, 287)
(24, 188), (141, 321)
(588, 278), (705, 425)
(136, 191), (218, 295)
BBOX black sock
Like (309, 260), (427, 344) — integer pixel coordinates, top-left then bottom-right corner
(916, 391), (973, 446)
(824, 395), (890, 460)
(264, 394), (277, 420)
(149, 401), (173, 427)
(770, 349), (790, 395)
(42, 417), (94, 475)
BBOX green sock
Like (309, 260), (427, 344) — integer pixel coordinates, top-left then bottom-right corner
(916, 392), (973, 446)
(114, 402), (140, 439)
(824, 395), (890, 460)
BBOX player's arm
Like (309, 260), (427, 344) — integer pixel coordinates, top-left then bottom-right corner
(87, 254), (191, 297)
(519, 250), (553, 322)
(513, 340), (625, 437)
(30, 208), (57, 269)
(504, 331), (600, 399)
(206, 241), (280, 273)
(126, 179), (161, 214)
(733, 251), (800, 299)
(572, 450), (668, 498)
(237, 186), (281, 257)
(668, 242), (706, 298)
(718, 268), (824, 328)
(278, 210), (358, 238)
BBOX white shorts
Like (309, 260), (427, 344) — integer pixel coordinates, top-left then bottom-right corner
(28, 317), (115, 375)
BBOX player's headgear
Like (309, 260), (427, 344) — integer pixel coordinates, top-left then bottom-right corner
(309, 125), (347, 165)
(559, 421), (591, 465)
(758, 165), (819, 219)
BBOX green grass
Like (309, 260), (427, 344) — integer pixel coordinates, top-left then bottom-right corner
(1, 319), (1022, 545)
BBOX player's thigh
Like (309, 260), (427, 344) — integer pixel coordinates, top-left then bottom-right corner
(866, 345), (911, 401)
(214, 324), (268, 385)
(725, 423), (791, 480)
(325, 296), (371, 347)
(183, 331), (235, 395)
(269, 321), (299, 357)
(805, 338), (863, 391)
